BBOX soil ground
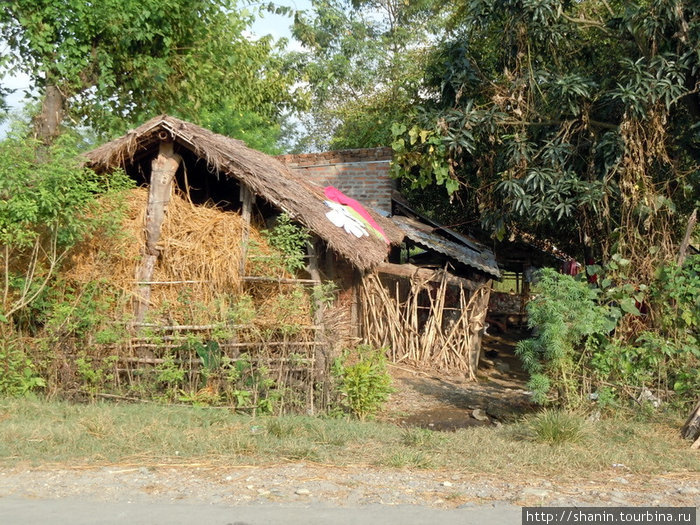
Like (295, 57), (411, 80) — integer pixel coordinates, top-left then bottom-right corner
(381, 330), (534, 431)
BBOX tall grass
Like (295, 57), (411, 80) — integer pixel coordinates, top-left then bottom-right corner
(0, 398), (695, 478)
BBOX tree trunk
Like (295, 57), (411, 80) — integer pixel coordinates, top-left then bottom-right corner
(133, 141), (182, 325)
(33, 85), (65, 146)
(681, 399), (700, 442)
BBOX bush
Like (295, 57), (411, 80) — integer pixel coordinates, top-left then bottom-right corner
(516, 269), (611, 406)
(518, 259), (699, 411)
(0, 336), (46, 396)
(332, 345), (394, 420)
(0, 133), (132, 324)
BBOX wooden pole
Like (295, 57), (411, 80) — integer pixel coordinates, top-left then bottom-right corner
(239, 184), (255, 277)
(468, 281), (492, 376)
(376, 262), (479, 290)
(133, 140), (181, 324)
(306, 237), (328, 413)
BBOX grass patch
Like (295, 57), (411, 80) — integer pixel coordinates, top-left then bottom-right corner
(521, 410), (587, 445)
(0, 398), (696, 478)
(381, 448), (434, 469)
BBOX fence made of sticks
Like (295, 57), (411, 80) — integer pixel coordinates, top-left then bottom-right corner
(360, 270), (491, 379)
(56, 321), (327, 415)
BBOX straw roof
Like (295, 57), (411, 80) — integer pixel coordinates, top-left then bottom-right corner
(85, 115), (403, 271)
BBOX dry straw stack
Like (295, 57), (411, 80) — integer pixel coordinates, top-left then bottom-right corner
(64, 187), (312, 326)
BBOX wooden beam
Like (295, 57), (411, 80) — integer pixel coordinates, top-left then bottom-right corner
(133, 140), (181, 325)
(375, 262), (479, 291)
(306, 237), (329, 414)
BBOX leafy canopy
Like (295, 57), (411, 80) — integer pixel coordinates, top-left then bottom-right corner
(0, 0), (306, 140)
(391, 0), (699, 260)
(292, 0), (442, 150)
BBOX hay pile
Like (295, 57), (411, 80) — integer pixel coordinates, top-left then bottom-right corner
(64, 187), (312, 327)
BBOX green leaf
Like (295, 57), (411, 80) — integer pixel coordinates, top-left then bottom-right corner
(620, 297), (641, 316)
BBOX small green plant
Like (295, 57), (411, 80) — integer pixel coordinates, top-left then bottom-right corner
(266, 417), (300, 438)
(400, 427), (437, 447)
(523, 410), (587, 446)
(0, 335), (46, 396)
(382, 448), (433, 469)
(261, 213), (310, 274)
(156, 354), (186, 398)
(332, 344), (395, 421)
(312, 281), (339, 310)
(75, 354), (117, 394)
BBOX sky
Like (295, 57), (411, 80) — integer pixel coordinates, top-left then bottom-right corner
(0, 0), (311, 132)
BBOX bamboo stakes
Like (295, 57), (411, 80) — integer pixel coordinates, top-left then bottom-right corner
(360, 269), (491, 377)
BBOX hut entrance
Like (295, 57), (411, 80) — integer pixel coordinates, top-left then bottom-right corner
(360, 263), (491, 379)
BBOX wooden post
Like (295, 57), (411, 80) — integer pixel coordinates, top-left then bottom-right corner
(306, 238), (329, 413)
(239, 184), (255, 277)
(133, 140), (181, 324)
(468, 282), (492, 377)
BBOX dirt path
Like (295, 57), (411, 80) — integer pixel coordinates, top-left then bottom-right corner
(0, 462), (697, 511)
(381, 331), (534, 430)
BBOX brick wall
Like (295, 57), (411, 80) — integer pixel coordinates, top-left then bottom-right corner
(277, 148), (394, 213)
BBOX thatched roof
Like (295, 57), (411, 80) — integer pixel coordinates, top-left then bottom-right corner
(85, 115), (403, 271)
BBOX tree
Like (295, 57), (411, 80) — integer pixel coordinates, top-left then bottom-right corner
(0, 132), (132, 323)
(391, 0), (699, 266)
(0, 0), (304, 143)
(292, 0), (442, 150)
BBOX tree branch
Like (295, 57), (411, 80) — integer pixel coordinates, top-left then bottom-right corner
(502, 118), (618, 130)
(559, 12), (609, 33)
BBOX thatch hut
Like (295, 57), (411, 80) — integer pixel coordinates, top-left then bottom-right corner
(84, 114), (404, 411)
(86, 115), (401, 271)
(83, 115), (500, 410)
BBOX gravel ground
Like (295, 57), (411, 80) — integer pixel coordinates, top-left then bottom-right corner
(0, 462), (698, 509)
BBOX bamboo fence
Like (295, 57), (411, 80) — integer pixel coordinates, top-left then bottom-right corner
(360, 269), (491, 379)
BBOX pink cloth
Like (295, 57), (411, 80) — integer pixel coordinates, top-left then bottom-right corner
(323, 186), (389, 244)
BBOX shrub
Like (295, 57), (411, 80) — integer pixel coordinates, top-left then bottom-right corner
(332, 345), (394, 421)
(516, 269), (611, 406)
(518, 259), (699, 411)
(0, 336), (46, 396)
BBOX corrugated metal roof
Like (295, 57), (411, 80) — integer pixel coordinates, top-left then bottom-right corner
(392, 216), (501, 279)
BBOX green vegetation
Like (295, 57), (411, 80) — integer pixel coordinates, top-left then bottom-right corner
(521, 410), (587, 446)
(292, 0), (440, 150)
(259, 213), (310, 275)
(517, 263), (700, 410)
(0, 0), (697, 432)
(332, 345), (395, 420)
(0, 134), (132, 397)
(516, 269), (612, 406)
(0, 0), (304, 145)
(0, 398), (696, 477)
